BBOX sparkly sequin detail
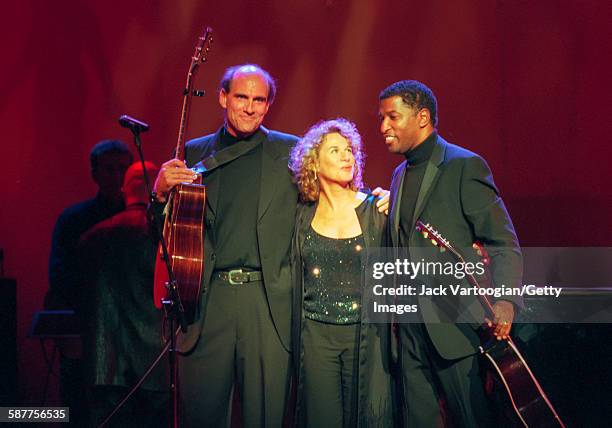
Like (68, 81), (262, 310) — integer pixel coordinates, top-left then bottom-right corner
(303, 226), (365, 324)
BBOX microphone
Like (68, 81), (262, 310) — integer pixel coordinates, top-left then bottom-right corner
(118, 115), (150, 134)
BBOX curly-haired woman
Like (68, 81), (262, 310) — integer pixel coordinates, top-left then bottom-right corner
(289, 118), (393, 427)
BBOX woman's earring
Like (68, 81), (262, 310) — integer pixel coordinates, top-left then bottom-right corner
(314, 170), (318, 181)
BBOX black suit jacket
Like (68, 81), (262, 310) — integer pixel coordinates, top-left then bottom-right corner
(177, 126), (299, 353)
(388, 134), (523, 360)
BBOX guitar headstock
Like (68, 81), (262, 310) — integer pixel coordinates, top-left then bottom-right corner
(415, 221), (491, 266)
(193, 27), (213, 65)
(184, 27), (214, 93)
(415, 220), (452, 254)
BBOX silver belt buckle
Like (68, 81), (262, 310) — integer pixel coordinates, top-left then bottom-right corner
(228, 269), (244, 285)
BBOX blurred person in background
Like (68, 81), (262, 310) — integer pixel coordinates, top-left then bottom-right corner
(78, 161), (168, 427)
(45, 139), (132, 426)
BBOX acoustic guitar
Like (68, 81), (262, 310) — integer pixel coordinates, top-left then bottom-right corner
(153, 27), (213, 324)
(415, 220), (566, 428)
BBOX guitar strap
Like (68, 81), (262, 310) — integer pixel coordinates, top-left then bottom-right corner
(192, 127), (268, 174)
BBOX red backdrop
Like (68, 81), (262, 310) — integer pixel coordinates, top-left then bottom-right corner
(1, 0), (611, 404)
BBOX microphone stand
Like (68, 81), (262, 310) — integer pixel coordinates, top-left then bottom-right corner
(123, 125), (187, 428)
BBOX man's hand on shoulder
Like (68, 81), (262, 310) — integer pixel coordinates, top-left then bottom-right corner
(372, 187), (390, 215)
(153, 159), (198, 203)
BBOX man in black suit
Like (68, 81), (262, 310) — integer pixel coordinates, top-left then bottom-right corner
(380, 80), (522, 427)
(153, 64), (299, 427)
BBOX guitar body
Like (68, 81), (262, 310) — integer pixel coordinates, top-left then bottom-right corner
(479, 333), (566, 427)
(154, 182), (206, 323)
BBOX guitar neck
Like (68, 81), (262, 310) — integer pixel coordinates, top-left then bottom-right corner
(174, 91), (192, 161)
(173, 27), (213, 163)
(417, 221), (496, 318)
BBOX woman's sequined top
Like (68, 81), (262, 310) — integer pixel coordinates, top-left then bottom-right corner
(302, 226), (365, 324)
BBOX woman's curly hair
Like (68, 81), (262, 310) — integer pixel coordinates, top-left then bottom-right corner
(289, 118), (365, 202)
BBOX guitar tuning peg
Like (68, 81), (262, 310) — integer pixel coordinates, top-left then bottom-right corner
(423, 231), (429, 239)
(439, 247), (446, 253)
(431, 239), (437, 246)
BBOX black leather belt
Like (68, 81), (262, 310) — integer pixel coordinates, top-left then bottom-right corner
(214, 269), (263, 285)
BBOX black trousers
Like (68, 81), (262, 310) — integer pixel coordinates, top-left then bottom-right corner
(302, 319), (360, 428)
(399, 324), (493, 428)
(178, 278), (291, 428)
